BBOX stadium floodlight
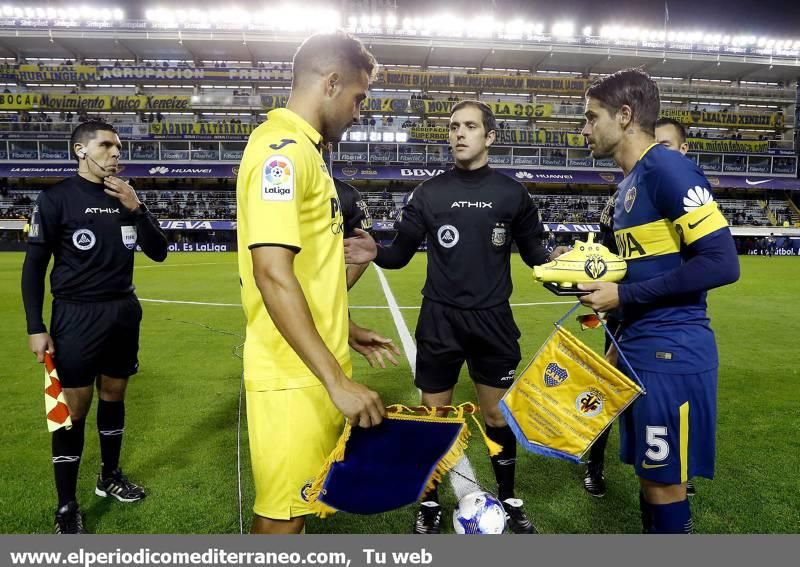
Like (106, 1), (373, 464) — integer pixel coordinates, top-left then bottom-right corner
(385, 13), (397, 28)
(552, 21), (574, 38)
(359, 14), (370, 28)
(370, 14), (381, 27)
(112, 8), (123, 20)
(347, 15), (357, 28)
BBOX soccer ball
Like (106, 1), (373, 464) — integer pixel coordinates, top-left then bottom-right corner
(452, 491), (506, 534)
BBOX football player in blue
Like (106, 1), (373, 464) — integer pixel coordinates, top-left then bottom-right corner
(577, 69), (739, 533)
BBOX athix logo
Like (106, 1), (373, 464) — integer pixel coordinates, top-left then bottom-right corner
(451, 201), (492, 208)
(85, 207), (120, 214)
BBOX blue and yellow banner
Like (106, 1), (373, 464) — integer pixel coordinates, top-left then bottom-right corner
(662, 108), (783, 129)
(0, 93), (190, 111)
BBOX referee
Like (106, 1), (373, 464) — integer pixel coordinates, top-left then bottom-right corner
(345, 100), (548, 534)
(21, 121), (168, 533)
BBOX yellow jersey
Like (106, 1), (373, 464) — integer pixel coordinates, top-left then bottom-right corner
(236, 108), (349, 391)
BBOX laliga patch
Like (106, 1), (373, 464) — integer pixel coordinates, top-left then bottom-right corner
(72, 228), (96, 251)
(121, 225), (138, 250)
(262, 155), (294, 201)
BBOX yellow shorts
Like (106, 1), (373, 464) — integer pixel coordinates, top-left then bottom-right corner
(246, 383), (344, 520)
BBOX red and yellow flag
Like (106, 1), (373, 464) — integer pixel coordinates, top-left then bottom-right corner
(44, 352), (72, 432)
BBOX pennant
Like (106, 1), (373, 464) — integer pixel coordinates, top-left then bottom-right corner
(305, 403), (499, 517)
(44, 352), (72, 432)
(500, 325), (643, 463)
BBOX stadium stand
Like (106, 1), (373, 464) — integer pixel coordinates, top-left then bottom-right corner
(0, 6), (796, 253)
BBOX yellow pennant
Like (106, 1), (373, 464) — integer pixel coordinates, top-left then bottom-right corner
(500, 326), (643, 462)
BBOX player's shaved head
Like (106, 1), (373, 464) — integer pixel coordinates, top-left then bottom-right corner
(292, 31), (377, 87)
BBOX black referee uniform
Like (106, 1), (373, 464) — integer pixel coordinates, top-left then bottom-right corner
(22, 175), (168, 385)
(21, 173), (167, 531)
(375, 164), (546, 533)
(375, 164), (547, 392)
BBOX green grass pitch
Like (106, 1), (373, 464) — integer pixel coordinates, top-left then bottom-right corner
(0, 252), (797, 533)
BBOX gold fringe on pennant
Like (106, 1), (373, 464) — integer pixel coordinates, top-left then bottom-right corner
(422, 421), (471, 498)
(468, 413), (503, 457)
(306, 420), (354, 518)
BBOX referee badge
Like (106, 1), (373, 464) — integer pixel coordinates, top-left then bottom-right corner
(72, 228), (96, 251)
(121, 225), (138, 250)
(491, 223), (507, 247)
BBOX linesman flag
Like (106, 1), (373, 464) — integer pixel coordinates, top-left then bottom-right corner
(500, 312), (643, 463)
(44, 352), (72, 432)
(305, 403), (500, 516)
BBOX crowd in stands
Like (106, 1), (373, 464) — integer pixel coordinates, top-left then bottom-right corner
(1, 186), (798, 228)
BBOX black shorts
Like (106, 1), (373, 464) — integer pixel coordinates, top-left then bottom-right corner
(50, 295), (143, 388)
(414, 299), (521, 393)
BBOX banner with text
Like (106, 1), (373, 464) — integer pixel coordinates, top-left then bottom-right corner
(150, 122), (257, 139)
(410, 126), (585, 147)
(0, 64), (293, 84)
(687, 138), (770, 153)
(0, 93), (191, 111)
(661, 109), (784, 129)
(422, 100), (552, 118)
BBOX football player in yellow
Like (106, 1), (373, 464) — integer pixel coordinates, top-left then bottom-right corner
(236, 31), (391, 534)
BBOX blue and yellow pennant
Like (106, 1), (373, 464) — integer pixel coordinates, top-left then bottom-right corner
(305, 403), (501, 517)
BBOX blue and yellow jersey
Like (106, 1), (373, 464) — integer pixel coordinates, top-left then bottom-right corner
(614, 143), (730, 373)
(236, 108), (349, 390)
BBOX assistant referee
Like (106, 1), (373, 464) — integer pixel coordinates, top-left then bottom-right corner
(21, 121), (168, 533)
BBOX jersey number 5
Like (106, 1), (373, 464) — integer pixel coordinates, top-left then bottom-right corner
(645, 426), (669, 462)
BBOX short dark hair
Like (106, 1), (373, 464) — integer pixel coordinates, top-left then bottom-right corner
(655, 116), (687, 143)
(292, 31), (377, 85)
(450, 100), (496, 136)
(70, 120), (118, 160)
(585, 68), (660, 135)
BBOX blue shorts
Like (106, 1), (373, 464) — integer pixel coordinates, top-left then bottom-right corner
(619, 368), (717, 484)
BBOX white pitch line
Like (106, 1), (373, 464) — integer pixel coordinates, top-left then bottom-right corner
(373, 266), (478, 499)
(373, 266), (417, 375)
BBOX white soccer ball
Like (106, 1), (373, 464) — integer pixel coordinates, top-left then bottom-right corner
(452, 491), (506, 534)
